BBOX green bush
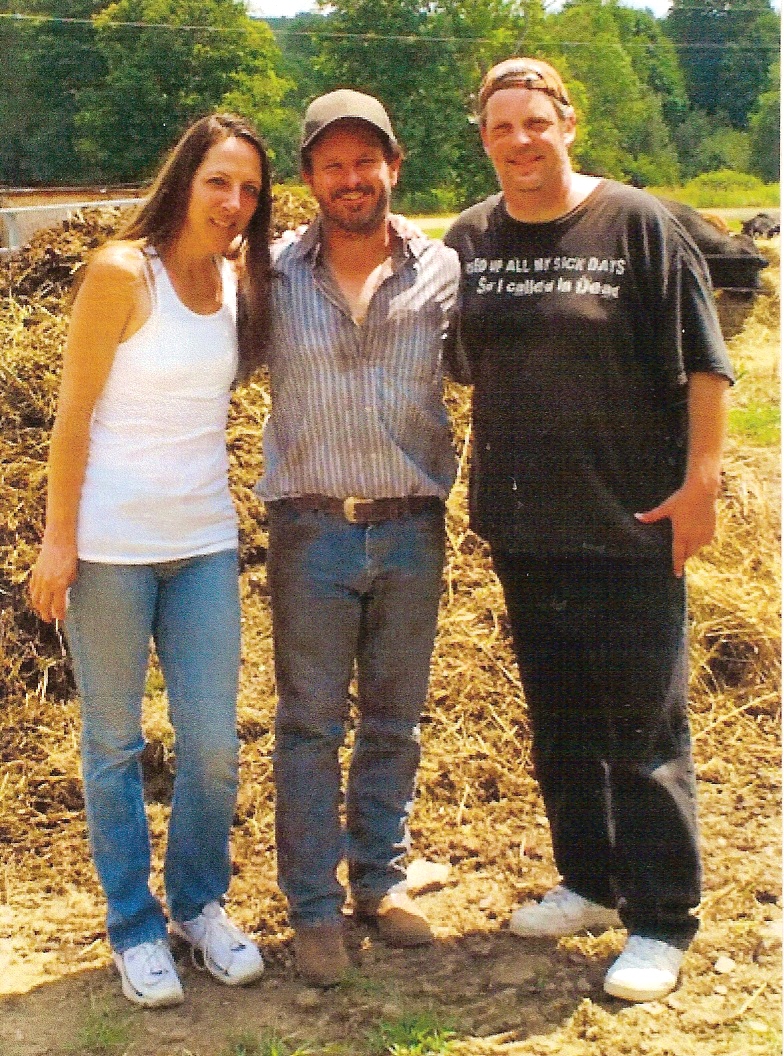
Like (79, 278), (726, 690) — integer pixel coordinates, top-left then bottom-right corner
(396, 186), (462, 216)
(652, 169), (780, 208)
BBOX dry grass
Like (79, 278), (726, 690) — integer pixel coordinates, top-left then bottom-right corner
(0, 215), (779, 873)
(0, 216), (779, 1054)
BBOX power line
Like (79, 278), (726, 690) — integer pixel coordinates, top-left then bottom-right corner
(258, 28), (493, 41)
(1, 12), (247, 32)
(0, 10), (778, 48)
(0, 12), (493, 40)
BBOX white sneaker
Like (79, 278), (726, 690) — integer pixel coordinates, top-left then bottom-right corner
(172, 902), (264, 986)
(113, 940), (184, 1008)
(509, 884), (621, 938)
(604, 935), (684, 1002)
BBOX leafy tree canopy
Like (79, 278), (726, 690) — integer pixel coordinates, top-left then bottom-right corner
(748, 61), (780, 182)
(75, 0), (287, 181)
(0, 1), (107, 183)
(0, 0), (778, 198)
(666, 0), (780, 129)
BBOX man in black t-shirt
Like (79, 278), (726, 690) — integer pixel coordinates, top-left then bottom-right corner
(444, 58), (734, 1003)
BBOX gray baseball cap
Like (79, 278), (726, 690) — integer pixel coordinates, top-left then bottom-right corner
(301, 90), (398, 153)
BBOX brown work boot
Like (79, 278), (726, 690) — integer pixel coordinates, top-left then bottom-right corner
(354, 891), (434, 947)
(292, 919), (350, 988)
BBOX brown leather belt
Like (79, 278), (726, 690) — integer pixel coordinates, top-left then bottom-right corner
(269, 495), (443, 524)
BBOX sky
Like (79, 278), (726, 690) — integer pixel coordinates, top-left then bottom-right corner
(247, 0), (676, 21)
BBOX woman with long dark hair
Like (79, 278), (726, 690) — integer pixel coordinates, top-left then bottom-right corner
(29, 113), (272, 1007)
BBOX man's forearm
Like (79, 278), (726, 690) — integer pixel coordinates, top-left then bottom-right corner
(684, 371), (731, 496)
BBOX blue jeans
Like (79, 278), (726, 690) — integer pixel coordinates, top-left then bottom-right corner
(64, 550), (241, 953)
(267, 503), (445, 926)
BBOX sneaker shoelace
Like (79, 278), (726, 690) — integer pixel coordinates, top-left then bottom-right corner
(129, 941), (173, 983)
(200, 910), (250, 972)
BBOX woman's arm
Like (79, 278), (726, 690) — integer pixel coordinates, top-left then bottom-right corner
(29, 243), (149, 622)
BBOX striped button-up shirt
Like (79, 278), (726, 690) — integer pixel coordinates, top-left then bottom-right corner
(257, 215), (462, 501)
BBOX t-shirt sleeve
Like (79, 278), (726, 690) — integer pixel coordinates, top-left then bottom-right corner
(639, 210), (736, 392)
(442, 217), (479, 384)
(677, 234), (736, 383)
(432, 241), (471, 384)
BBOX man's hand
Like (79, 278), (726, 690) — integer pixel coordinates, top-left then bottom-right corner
(635, 482), (718, 578)
(639, 372), (731, 577)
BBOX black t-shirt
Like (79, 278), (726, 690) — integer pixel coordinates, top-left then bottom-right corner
(444, 181), (735, 561)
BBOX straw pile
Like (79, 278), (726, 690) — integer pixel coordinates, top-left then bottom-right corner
(0, 191), (317, 706)
(0, 208), (779, 967)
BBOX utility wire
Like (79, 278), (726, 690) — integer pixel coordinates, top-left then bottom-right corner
(2, 13), (492, 40)
(0, 10), (778, 48)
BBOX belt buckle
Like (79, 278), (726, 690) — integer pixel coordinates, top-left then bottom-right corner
(343, 496), (362, 523)
(343, 496), (372, 523)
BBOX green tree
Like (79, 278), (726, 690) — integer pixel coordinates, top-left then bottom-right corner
(548, 0), (680, 185)
(608, 4), (688, 132)
(259, 12), (336, 181)
(0, 1), (107, 184)
(268, 11), (331, 112)
(428, 0), (537, 208)
(748, 62), (780, 182)
(309, 0), (531, 208)
(719, 13), (780, 130)
(698, 127), (751, 173)
(310, 0), (452, 205)
(673, 109), (752, 179)
(666, 0), (780, 130)
(221, 56), (296, 181)
(76, 0), (287, 182)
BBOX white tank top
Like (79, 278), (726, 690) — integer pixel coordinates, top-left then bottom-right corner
(77, 250), (239, 563)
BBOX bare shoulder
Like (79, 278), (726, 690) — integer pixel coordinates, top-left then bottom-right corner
(70, 240), (152, 344)
(80, 240), (148, 294)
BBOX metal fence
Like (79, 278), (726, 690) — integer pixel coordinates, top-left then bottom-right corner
(0, 199), (142, 250)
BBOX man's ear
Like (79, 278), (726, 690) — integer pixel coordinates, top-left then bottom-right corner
(389, 155), (402, 188)
(562, 110), (577, 149)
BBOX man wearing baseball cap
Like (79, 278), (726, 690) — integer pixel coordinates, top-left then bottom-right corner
(444, 58), (734, 1001)
(256, 90), (462, 986)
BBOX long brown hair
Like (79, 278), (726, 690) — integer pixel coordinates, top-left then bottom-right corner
(121, 113), (272, 379)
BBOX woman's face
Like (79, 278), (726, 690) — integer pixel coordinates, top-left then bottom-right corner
(184, 135), (263, 254)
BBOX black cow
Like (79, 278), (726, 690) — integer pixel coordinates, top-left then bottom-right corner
(658, 198), (769, 292)
(742, 212), (780, 239)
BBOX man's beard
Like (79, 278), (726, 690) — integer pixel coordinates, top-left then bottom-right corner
(320, 184), (390, 235)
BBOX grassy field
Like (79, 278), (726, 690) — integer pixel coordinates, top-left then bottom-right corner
(412, 205), (782, 241)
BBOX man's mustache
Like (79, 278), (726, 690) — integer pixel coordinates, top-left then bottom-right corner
(332, 186), (376, 201)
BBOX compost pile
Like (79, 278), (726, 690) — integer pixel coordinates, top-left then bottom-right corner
(0, 205), (780, 1055)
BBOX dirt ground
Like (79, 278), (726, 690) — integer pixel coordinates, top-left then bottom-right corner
(1, 590), (779, 1056)
(0, 237), (780, 1056)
